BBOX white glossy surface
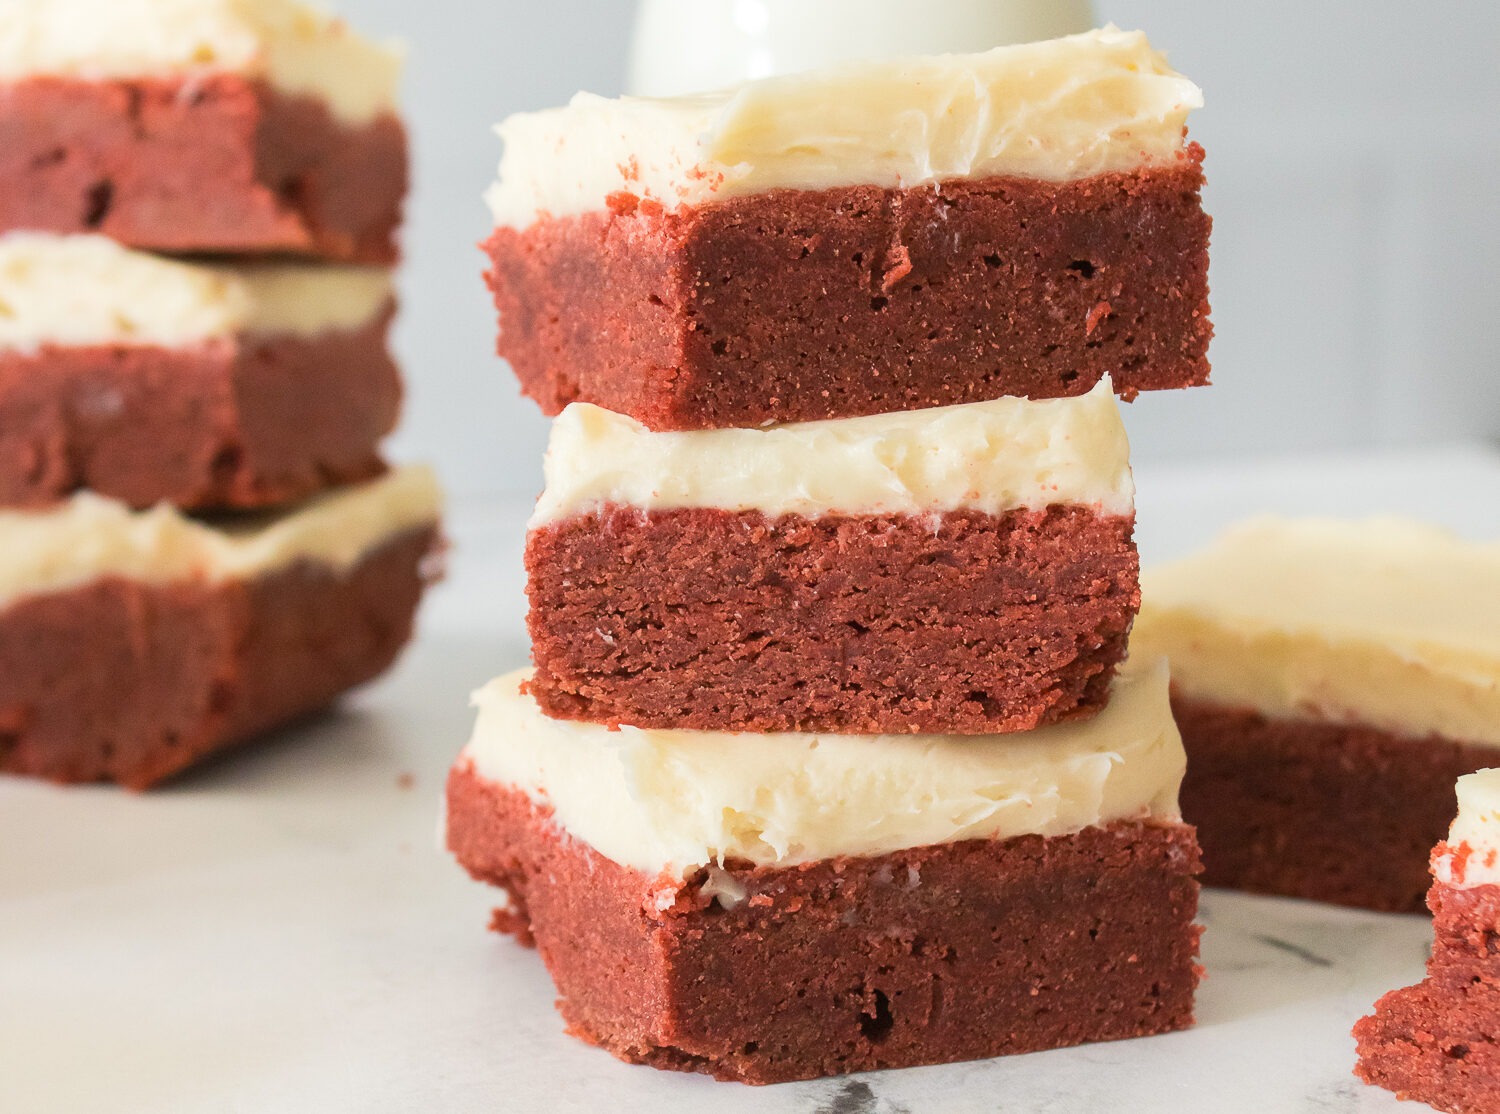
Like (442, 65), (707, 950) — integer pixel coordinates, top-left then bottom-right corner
(627, 0), (1095, 96)
(7, 446), (1497, 1112)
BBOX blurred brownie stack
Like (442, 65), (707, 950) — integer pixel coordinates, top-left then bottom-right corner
(0, 0), (442, 790)
(1135, 519), (1500, 913)
(449, 28), (1211, 1083)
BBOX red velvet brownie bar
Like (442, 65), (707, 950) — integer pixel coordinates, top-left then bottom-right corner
(485, 28), (1210, 429)
(0, 466), (442, 789)
(447, 662), (1200, 1085)
(0, 234), (400, 511)
(1355, 769), (1500, 1113)
(1133, 518), (1500, 911)
(0, 0), (406, 262)
(526, 380), (1139, 735)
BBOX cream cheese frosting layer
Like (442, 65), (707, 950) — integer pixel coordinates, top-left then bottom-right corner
(1134, 517), (1500, 748)
(530, 378), (1132, 526)
(0, 0), (401, 125)
(0, 464), (442, 608)
(0, 234), (392, 350)
(1435, 769), (1500, 889)
(461, 660), (1184, 877)
(488, 27), (1201, 230)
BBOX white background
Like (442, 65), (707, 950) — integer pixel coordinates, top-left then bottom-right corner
(336, 0), (1500, 499)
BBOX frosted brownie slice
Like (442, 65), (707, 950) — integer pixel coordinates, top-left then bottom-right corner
(485, 27), (1210, 430)
(447, 662), (1201, 1085)
(0, 0), (406, 262)
(527, 379), (1138, 735)
(1133, 518), (1500, 911)
(1355, 770), (1500, 1112)
(0, 234), (400, 511)
(0, 465), (442, 789)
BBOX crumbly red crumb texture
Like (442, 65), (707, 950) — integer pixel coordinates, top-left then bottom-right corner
(446, 763), (1203, 1085)
(1172, 696), (1500, 912)
(1354, 883), (1500, 1113)
(0, 307), (401, 511)
(526, 505), (1140, 735)
(0, 526), (440, 789)
(0, 76), (406, 263)
(485, 150), (1211, 430)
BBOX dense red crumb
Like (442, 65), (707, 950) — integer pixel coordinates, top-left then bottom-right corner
(1354, 884), (1500, 1113)
(0, 309), (401, 511)
(0, 526), (439, 789)
(1172, 696), (1500, 912)
(0, 75), (406, 262)
(486, 151), (1211, 429)
(446, 764), (1203, 1085)
(526, 505), (1140, 735)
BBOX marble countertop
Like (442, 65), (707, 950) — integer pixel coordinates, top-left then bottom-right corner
(7, 443), (1498, 1113)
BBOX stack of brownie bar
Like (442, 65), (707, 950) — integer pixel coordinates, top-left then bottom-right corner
(0, 0), (442, 790)
(449, 28), (1212, 1083)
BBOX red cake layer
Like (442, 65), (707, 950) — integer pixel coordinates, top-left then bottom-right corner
(0, 308), (401, 511)
(1354, 884), (1500, 1113)
(526, 504), (1139, 735)
(1428, 881), (1500, 966)
(0, 526), (439, 789)
(446, 763), (1202, 1085)
(486, 152), (1211, 429)
(0, 76), (406, 263)
(1173, 696), (1500, 912)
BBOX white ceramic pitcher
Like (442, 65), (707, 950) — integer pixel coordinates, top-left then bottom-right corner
(627, 0), (1096, 96)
